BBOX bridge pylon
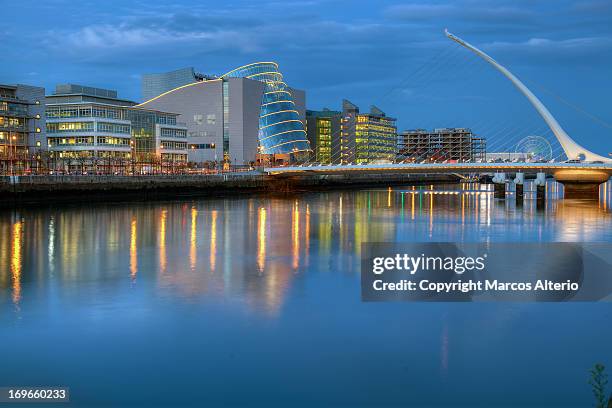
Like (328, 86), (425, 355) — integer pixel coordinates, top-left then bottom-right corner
(446, 29), (611, 198)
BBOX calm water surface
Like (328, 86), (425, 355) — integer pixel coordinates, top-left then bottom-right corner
(1, 181), (612, 407)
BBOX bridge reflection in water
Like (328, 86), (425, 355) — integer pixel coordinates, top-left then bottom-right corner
(1, 179), (611, 314)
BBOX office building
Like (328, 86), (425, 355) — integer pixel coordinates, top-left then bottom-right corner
(138, 62), (309, 165)
(45, 84), (188, 163)
(141, 67), (206, 102)
(336, 100), (397, 164)
(0, 84), (46, 159)
(398, 128), (486, 163)
(306, 109), (341, 164)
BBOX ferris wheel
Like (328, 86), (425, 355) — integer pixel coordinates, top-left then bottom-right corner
(516, 136), (554, 162)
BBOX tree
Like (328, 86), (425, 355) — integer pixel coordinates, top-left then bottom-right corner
(589, 364), (609, 408)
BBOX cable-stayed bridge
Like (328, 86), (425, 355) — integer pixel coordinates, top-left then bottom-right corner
(266, 30), (612, 198)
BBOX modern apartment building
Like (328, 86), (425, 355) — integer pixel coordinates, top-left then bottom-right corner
(0, 84), (46, 159)
(138, 62), (309, 165)
(306, 109), (341, 164)
(45, 84), (188, 163)
(336, 100), (397, 164)
(398, 128), (486, 163)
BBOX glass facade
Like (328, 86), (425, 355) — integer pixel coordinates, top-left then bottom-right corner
(306, 109), (340, 164)
(130, 109), (187, 162)
(45, 85), (189, 163)
(0, 87), (30, 157)
(129, 109), (157, 159)
(315, 119), (332, 163)
(354, 114), (397, 163)
(46, 103), (133, 159)
(338, 101), (397, 164)
(141, 67), (204, 102)
(221, 62), (310, 156)
(46, 105), (128, 120)
(47, 122), (94, 133)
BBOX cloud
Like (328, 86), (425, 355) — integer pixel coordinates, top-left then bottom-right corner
(129, 12), (265, 32)
(44, 9), (396, 62)
(385, 2), (534, 23)
(385, 4), (456, 20)
(47, 22), (261, 56)
(572, 0), (612, 13)
(485, 36), (612, 56)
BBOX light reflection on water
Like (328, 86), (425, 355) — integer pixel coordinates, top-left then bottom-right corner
(0, 180), (611, 407)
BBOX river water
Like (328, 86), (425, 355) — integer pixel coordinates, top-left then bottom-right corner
(1, 181), (611, 407)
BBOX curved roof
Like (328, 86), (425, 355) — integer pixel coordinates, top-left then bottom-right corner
(137, 62), (311, 156)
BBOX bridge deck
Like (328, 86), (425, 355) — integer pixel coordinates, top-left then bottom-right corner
(265, 162), (612, 175)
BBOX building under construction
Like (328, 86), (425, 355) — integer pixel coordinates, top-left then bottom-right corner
(398, 128), (486, 163)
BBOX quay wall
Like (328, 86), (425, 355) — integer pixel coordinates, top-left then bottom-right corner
(0, 172), (460, 206)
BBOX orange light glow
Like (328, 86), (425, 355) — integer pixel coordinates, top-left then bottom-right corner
(130, 216), (138, 279)
(257, 207), (267, 273)
(11, 221), (22, 306)
(210, 210), (218, 272)
(190, 207), (198, 271)
(292, 201), (300, 270)
(159, 210), (167, 273)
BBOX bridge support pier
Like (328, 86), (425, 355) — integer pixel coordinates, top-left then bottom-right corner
(493, 183), (505, 199)
(554, 170), (610, 200)
(536, 185), (546, 207)
(515, 184), (524, 206)
(535, 172), (546, 207)
(514, 172), (524, 206)
(492, 172), (506, 199)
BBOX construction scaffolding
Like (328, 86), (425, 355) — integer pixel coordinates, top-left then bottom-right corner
(398, 128), (486, 163)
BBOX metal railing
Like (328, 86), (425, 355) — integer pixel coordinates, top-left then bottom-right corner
(0, 154), (258, 176)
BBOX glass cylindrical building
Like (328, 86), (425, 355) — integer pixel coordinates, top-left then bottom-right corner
(222, 62), (311, 158)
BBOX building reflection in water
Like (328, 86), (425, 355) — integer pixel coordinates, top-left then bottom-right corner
(11, 220), (22, 306)
(190, 207), (197, 271)
(210, 210), (218, 273)
(0, 180), (611, 316)
(305, 204), (310, 268)
(257, 206), (267, 274)
(159, 209), (167, 274)
(130, 216), (138, 280)
(48, 217), (55, 273)
(292, 200), (299, 270)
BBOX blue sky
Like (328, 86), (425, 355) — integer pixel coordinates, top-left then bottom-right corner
(3, 0), (612, 155)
